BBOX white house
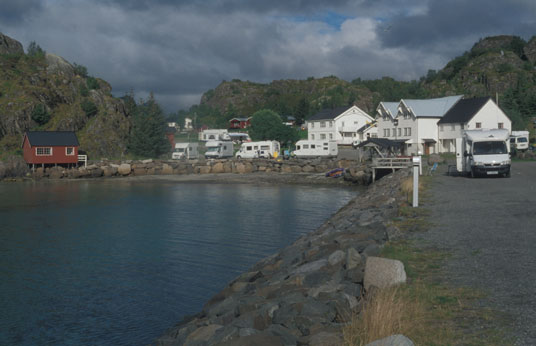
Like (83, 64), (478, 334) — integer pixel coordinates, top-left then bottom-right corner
(376, 96), (463, 155)
(184, 117), (193, 130)
(437, 97), (511, 152)
(307, 105), (375, 145)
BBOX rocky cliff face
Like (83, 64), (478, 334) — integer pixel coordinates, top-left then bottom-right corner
(0, 33), (131, 158)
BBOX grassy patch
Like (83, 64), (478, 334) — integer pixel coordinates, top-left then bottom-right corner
(343, 240), (513, 345)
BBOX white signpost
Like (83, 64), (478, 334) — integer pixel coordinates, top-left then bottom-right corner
(412, 156), (421, 207)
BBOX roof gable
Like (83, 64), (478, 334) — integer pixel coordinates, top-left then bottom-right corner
(376, 102), (399, 119)
(438, 97), (491, 124)
(308, 106), (352, 121)
(25, 131), (80, 146)
(401, 95), (463, 118)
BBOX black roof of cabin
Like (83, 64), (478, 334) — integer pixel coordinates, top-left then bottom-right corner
(438, 97), (491, 124)
(25, 131), (80, 146)
(308, 106), (351, 121)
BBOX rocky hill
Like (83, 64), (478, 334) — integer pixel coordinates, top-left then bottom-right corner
(196, 35), (536, 130)
(0, 32), (131, 159)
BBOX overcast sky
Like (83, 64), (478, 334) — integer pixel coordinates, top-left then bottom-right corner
(2, 0), (535, 113)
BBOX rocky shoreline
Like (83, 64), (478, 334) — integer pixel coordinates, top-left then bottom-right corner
(0, 157), (374, 185)
(154, 168), (411, 346)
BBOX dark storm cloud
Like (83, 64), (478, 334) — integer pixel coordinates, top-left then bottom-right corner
(378, 0), (536, 49)
(0, 0), (43, 24)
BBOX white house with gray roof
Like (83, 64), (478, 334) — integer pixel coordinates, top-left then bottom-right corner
(306, 105), (376, 145)
(376, 95), (463, 155)
(437, 97), (511, 152)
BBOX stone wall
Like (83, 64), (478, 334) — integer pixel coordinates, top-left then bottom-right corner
(155, 168), (411, 346)
(19, 158), (373, 185)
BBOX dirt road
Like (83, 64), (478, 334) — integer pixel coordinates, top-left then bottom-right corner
(415, 161), (536, 345)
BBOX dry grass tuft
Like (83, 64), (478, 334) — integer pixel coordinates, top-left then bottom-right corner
(343, 285), (425, 346)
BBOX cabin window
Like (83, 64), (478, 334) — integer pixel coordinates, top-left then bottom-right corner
(498, 122), (504, 129)
(260, 145), (269, 150)
(36, 147), (52, 156)
(303, 144), (309, 149)
(66, 147), (75, 156)
(476, 122), (482, 129)
(246, 146), (252, 150)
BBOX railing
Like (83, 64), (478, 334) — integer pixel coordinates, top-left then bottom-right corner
(78, 154), (87, 167)
(372, 157), (412, 169)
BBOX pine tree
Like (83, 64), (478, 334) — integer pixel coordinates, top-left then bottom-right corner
(128, 94), (170, 157)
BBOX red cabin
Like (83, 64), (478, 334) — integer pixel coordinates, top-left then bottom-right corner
(229, 117), (251, 129)
(22, 131), (80, 167)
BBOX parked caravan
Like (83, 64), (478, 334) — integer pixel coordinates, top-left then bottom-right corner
(205, 140), (234, 159)
(172, 142), (198, 159)
(510, 130), (529, 151)
(235, 141), (280, 159)
(292, 140), (338, 158)
(456, 129), (511, 178)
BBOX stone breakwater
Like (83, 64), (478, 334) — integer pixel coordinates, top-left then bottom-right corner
(155, 168), (411, 346)
(0, 157), (373, 185)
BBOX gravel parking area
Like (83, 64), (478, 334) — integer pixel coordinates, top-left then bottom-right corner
(413, 161), (536, 345)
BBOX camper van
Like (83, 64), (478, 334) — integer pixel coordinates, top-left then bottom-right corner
(172, 142), (198, 160)
(510, 130), (529, 151)
(456, 129), (511, 178)
(292, 140), (338, 158)
(205, 140), (234, 159)
(235, 141), (280, 159)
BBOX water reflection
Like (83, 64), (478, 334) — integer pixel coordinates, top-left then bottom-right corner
(0, 181), (356, 345)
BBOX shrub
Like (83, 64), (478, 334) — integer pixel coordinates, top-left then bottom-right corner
(73, 63), (88, 78)
(86, 76), (100, 90)
(81, 100), (98, 117)
(31, 104), (50, 125)
(27, 41), (45, 58)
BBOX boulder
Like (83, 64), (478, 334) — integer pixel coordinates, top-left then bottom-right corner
(365, 334), (415, 346)
(118, 163), (131, 175)
(45, 53), (74, 78)
(346, 248), (362, 270)
(217, 333), (284, 346)
(364, 257), (407, 291)
(185, 324), (223, 343)
(212, 162), (225, 173)
(162, 163), (173, 175)
(0, 33), (24, 55)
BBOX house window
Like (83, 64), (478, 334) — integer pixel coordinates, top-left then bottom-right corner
(385, 129), (390, 137)
(461, 124), (465, 129)
(310, 122), (314, 129)
(397, 128), (402, 137)
(476, 122), (482, 128)
(407, 128), (411, 136)
(392, 128), (396, 136)
(311, 134), (315, 140)
(66, 147), (75, 156)
(320, 133), (326, 140)
(498, 122), (504, 129)
(329, 133), (333, 140)
(329, 121), (333, 127)
(36, 147), (52, 156)
(320, 121), (326, 128)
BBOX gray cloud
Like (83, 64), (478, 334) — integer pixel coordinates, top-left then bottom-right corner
(0, 0), (42, 25)
(1, 0), (534, 112)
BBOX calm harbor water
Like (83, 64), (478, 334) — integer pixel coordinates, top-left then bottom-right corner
(0, 179), (356, 345)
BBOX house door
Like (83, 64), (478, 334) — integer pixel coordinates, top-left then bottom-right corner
(425, 143), (431, 155)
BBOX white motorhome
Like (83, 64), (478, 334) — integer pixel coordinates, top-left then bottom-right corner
(456, 129), (511, 178)
(205, 140), (234, 159)
(510, 130), (529, 151)
(292, 140), (338, 158)
(172, 142), (198, 160)
(235, 141), (280, 159)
